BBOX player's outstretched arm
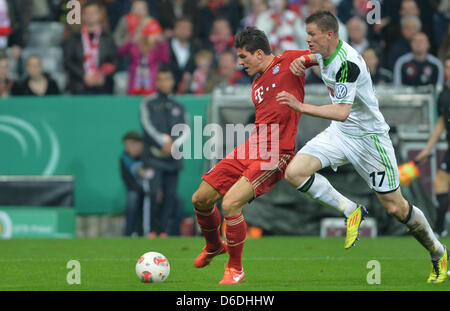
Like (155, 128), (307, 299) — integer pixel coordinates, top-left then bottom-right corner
(276, 90), (351, 122)
(415, 116), (445, 163)
(290, 54), (318, 76)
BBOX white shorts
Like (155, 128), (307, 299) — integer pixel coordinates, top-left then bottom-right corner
(299, 126), (400, 193)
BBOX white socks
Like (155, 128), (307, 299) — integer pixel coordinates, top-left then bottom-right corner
(297, 173), (358, 217)
(401, 204), (444, 261)
(297, 173), (444, 260)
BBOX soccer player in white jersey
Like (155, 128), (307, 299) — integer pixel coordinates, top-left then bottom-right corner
(276, 10), (448, 283)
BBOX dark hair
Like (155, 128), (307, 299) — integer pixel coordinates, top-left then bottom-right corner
(122, 131), (142, 142)
(26, 55), (42, 63)
(82, 1), (101, 11)
(174, 16), (192, 25)
(158, 63), (174, 75)
(305, 10), (339, 35)
(234, 27), (272, 55)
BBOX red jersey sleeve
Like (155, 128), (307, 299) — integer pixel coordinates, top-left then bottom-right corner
(283, 50), (316, 68)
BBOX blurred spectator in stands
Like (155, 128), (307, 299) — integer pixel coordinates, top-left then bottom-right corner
(118, 15), (169, 96)
(63, 1), (118, 95)
(298, 0), (323, 18)
(438, 23), (450, 63)
(185, 49), (214, 94)
(240, 0), (271, 29)
(120, 131), (145, 237)
(414, 56), (450, 237)
(258, 0), (308, 55)
(113, 0), (151, 48)
(322, 0), (348, 42)
(206, 17), (235, 61)
(140, 65), (187, 238)
(346, 16), (370, 54)
(0, 53), (15, 97)
(196, 0), (243, 44)
(0, 0), (30, 62)
(63, 0), (112, 40)
(107, 0), (157, 32)
(393, 32), (444, 87)
(169, 17), (200, 93)
(362, 47), (392, 85)
(432, 0), (450, 51)
(12, 55), (59, 96)
(381, 0), (435, 64)
(337, 0), (374, 24)
(156, 0), (199, 39)
(385, 15), (421, 71)
(204, 49), (251, 92)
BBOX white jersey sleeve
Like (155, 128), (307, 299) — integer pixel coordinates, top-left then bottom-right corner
(315, 40), (390, 137)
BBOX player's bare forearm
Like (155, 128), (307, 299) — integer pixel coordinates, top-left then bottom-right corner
(277, 91), (351, 121)
(300, 103), (352, 122)
(416, 116), (445, 162)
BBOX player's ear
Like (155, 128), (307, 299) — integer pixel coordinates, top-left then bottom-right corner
(327, 30), (333, 39)
(256, 49), (264, 59)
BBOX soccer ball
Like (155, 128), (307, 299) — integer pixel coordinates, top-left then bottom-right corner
(135, 252), (170, 283)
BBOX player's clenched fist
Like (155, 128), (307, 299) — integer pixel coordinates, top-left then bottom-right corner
(289, 56), (306, 76)
(276, 91), (304, 112)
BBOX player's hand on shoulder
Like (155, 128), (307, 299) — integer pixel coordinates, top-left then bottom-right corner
(276, 91), (303, 112)
(290, 57), (306, 76)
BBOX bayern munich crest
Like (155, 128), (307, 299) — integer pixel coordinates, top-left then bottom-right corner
(272, 65), (280, 75)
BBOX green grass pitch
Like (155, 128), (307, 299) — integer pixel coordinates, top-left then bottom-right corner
(0, 236), (449, 291)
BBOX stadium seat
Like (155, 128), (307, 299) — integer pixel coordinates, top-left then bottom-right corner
(51, 71), (67, 93)
(113, 71), (129, 95)
(26, 22), (64, 48)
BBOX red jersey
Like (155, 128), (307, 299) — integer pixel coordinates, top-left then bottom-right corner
(248, 50), (312, 155)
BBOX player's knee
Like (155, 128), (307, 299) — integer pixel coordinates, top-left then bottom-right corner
(285, 165), (308, 188)
(192, 191), (210, 210)
(221, 197), (240, 217)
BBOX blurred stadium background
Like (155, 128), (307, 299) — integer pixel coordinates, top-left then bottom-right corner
(0, 84), (447, 239)
(0, 0), (448, 240)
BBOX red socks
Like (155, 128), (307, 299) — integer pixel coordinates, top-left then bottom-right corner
(224, 213), (247, 271)
(195, 205), (222, 252)
(195, 206), (247, 271)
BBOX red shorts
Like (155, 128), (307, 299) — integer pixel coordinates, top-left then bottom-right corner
(202, 146), (293, 198)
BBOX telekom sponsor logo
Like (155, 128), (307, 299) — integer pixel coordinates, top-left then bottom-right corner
(170, 117), (281, 170)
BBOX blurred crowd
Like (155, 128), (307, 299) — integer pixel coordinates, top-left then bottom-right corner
(0, 0), (449, 97)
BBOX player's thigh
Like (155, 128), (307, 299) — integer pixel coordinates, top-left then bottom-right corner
(345, 133), (400, 193)
(434, 169), (450, 193)
(284, 153), (323, 186)
(296, 127), (348, 173)
(375, 187), (409, 220)
(221, 177), (255, 217)
(192, 180), (223, 210)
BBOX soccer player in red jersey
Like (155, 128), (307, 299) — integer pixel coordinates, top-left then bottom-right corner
(191, 27), (313, 284)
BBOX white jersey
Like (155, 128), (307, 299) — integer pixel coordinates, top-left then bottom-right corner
(315, 40), (389, 137)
